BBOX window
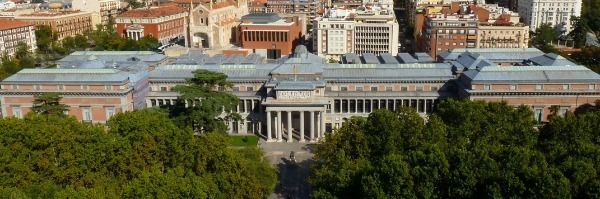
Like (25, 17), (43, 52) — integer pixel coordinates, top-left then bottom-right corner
(562, 84), (570, 90)
(415, 85), (423, 92)
(12, 105), (22, 118)
(371, 86), (378, 92)
(160, 86), (167, 91)
(81, 85), (89, 90)
(559, 107), (569, 117)
(105, 85), (112, 90)
(401, 86), (408, 91)
(58, 85), (64, 90)
(534, 108), (543, 123)
(356, 86), (363, 92)
(105, 107), (115, 120)
(385, 86), (392, 92)
(484, 84), (491, 90)
(11, 85), (18, 89)
(340, 86), (348, 91)
(536, 84), (543, 90)
(589, 84), (596, 90)
(247, 86), (254, 92)
(431, 86), (438, 91)
(233, 87), (239, 92)
(510, 84), (517, 90)
(81, 107), (92, 122)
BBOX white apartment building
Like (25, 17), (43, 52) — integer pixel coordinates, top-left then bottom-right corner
(72, 0), (120, 25)
(517, 0), (581, 34)
(314, 7), (399, 60)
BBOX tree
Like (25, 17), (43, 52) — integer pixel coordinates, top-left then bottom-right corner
(15, 42), (35, 68)
(312, 99), (599, 198)
(35, 25), (55, 53)
(171, 69), (241, 133)
(533, 23), (556, 45)
(569, 16), (590, 48)
(0, 109), (277, 198)
(32, 93), (70, 116)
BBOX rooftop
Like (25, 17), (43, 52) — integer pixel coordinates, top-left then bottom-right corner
(241, 13), (282, 24)
(0, 19), (31, 30)
(2, 69), (130, 83)
(117, 5), (187, 18)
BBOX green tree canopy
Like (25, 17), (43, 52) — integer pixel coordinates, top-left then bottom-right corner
(311, 99), (600, 198)
(0, 109), (277, 198)
(170, 69), (241, 133)
(31, 93), (69, 116)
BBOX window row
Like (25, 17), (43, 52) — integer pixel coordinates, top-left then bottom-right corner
(329, 85), (439, 92)
(332, 99), (439, 114)
(243, 31), (288, 42)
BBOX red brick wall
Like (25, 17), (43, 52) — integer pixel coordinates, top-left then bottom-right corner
(239, 17), (302, 56)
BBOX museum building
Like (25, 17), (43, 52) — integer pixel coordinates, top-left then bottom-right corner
(1, 46), (599, 142)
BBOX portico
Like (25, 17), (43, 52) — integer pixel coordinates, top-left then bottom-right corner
(265, 107), (326, 142)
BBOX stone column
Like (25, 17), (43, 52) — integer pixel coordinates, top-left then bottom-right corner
(347, 99), (350, 113)
(310, 111), (315, 141)
(363, 99), (366, 113)
(299, 111), (305, 142)
(416, 99), (420, 113)
(267, 111), (272, 141)
(355, 99), (358, 113)
(320, 111), (325, 138)
(424, 99), (428, 114)
(287, 111), (293, 143)
(277, 111), (283, 142)
(146, 99), (152, 107)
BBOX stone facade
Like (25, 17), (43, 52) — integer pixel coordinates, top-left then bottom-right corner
(188, 0), (249, 49)
(313, 6), (399, 60)
(2, 46), (599, 141)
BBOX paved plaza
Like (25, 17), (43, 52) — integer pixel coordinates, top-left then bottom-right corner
(259, 140), (316, 199)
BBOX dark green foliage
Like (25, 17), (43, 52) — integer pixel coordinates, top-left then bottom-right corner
(311, 99), (600, 198)
(533, 23), (556, 45)
(31, 93), (69, 116)
(170, 69), (241, 133)
(0, 109), (277, 198)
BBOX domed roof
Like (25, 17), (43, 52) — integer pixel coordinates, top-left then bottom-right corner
(294, 45), (308, 58)
(48, 2), (63, 9)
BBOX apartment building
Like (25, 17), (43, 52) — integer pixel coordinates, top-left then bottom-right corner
(250, 0), (324, 18)
(72, 0), (120, 25)
(115, 5), (188, 45)
(239, 13), (303, 59)
(0, 19), (36, 56)
(14, 2), (98, 41)
(420, 13), (478, 58)
(518, 0), (582, 33)
(472, 4), (529, 48)
(314, 6), (399, 60)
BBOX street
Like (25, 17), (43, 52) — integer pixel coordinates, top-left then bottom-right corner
(260, 141), (315, 199)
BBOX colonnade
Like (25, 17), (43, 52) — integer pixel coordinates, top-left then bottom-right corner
(332, 98), (438, 114)
(266, 110), (325, 142)
(126, 30), (144, 41)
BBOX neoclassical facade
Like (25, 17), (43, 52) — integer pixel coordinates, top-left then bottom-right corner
(2, 46), (599, 142)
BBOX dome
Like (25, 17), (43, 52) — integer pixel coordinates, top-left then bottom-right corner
(48, 2), (63, 9)
(294, 45), (308, 58)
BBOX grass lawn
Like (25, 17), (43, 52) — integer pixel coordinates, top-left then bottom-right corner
(229, 135), (259, 147)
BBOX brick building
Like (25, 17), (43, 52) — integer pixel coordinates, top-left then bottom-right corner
(15, 10), (96, 41)
(0, 51), (167, 122)
(239, 13), (303, 59)
(115, 5), (188, 45)
(0, 19), (36, 56)
(2, 46), (599, 138)
(420, 13), (478, 58)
